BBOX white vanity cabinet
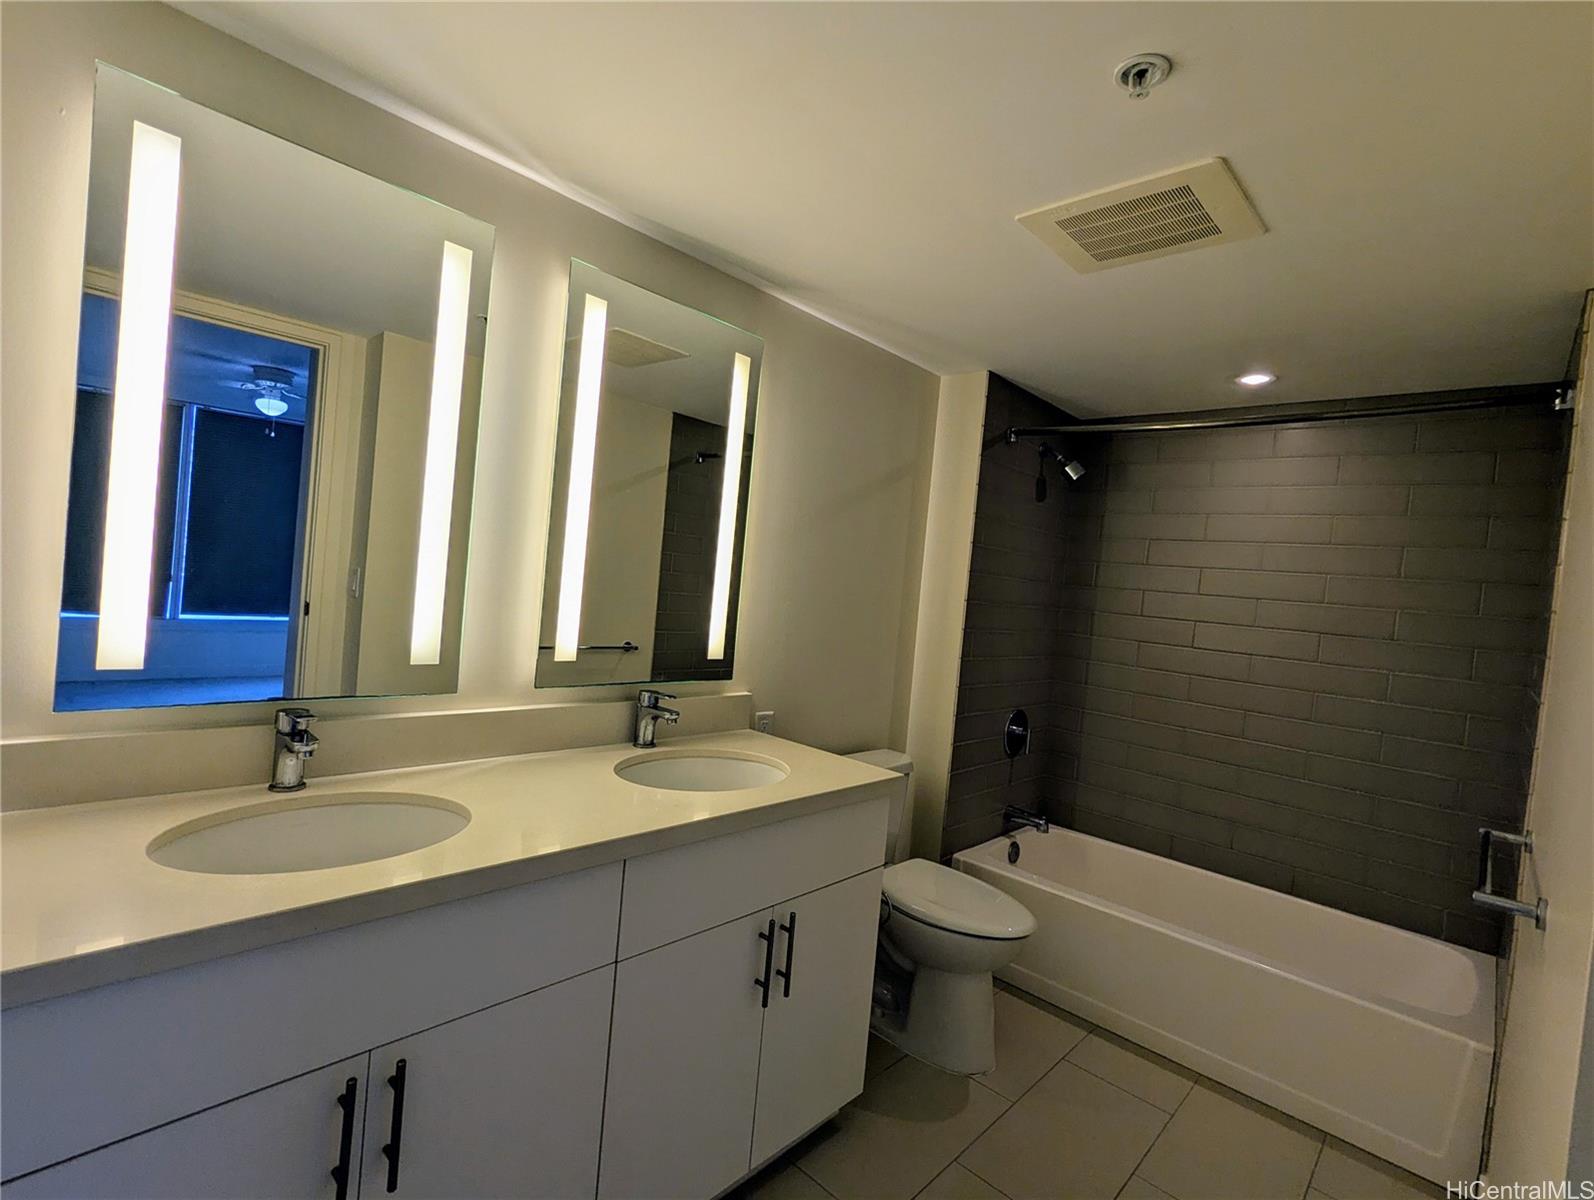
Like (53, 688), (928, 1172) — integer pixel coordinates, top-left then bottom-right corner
(1, 863), (622, 1195)
(599, 798), (888, 1199)
(750, 869), (883, 1165)
(1, 790), (890, 1200)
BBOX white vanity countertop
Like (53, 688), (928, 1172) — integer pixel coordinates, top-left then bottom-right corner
(1, 730), (896, 1007)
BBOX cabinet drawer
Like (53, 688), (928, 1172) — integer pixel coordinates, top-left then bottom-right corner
(618, 798), (887, 958)
(1, 863), (620, 1181)
(1, 1055), (370, 1200)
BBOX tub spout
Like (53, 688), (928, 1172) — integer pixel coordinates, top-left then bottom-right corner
(1003, 806), (1049, 835)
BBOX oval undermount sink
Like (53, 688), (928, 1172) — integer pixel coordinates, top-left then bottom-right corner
(615, 751), (790, 792)
(148, 792), (470, 875)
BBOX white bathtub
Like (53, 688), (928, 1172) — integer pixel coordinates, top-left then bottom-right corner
(955, 826), (1494, 1185)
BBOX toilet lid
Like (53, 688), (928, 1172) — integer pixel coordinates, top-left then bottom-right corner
(883, 860), (1036, 940)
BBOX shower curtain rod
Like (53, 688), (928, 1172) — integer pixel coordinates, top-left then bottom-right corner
(1002, 381), (1573, 442)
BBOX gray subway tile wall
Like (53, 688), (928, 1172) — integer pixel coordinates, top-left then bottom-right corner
(946, 377), (1569, 953)
(651, 414), (743, 681)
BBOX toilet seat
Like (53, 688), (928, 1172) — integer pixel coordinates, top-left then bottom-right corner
(883, 860), (1036, 940)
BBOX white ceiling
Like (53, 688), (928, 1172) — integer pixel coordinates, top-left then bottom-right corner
(181, 1), (1593, 416)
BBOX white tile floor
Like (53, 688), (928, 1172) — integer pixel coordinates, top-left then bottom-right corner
(736, 986), (1443, 1200)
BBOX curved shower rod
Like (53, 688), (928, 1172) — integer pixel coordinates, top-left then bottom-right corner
(1002, 381), (1573, 443)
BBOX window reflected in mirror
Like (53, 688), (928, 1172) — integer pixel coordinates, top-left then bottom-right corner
(536, 261), (762, 688)
(54, 64), (495, 712)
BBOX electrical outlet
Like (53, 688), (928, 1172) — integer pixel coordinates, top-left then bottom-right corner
(754, 710), (775, 734)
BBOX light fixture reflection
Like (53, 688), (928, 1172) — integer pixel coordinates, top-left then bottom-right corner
(409, 240), (473, 666)
(1236, 372), (1276, 387)
(554, 293), (609, 661)
(707, 352), (751, 660)
(95, 120), (182, 670)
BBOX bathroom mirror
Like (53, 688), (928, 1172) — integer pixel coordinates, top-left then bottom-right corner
(54, 65), (495, 712)
(537, 261), (762, 687)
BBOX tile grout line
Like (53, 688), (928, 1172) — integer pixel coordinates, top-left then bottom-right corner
(794, 1160), (841, 1199)
(1058, 1036), (1197, 1118)
(951, 1012), (1185, 1199)
(1301, 1134), (1330, 1200)
(1114, 1068), (1199, 1195)
(956, 1159), (1018, 1200)
(991, 993), (1200, 1118)
(917, 1003), (1089, 1196)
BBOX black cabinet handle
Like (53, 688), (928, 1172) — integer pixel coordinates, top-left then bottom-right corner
(775, 911), (798, 998)
(381, 1058), (407, 1193)
(754, 918), (776, 1008)
(330, 1076), (358, 1200)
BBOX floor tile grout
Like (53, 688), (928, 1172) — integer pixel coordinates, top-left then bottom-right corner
(794, 1160), (840, 1199)
(1301, 1136), (1329, 1200)
(959, 1159), (1017, 1200)
(1108, 1057), (1230, 1200)
(1112, 1087), (1181, 1198)
(1060, 1036), (1195, 1116)
(952, 995), (1191, 1198)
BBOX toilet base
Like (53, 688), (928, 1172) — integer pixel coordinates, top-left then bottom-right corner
(871, 965), (996, 1075)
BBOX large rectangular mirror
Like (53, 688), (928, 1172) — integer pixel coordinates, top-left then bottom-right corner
(537, 261), (762, 687)
(55, 65), (495, 712)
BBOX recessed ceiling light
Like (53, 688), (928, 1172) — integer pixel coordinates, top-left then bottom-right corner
(1236, 372), (1276, 387)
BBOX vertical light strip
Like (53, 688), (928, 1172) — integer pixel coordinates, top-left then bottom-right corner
(553, 293), (609, 661)
(95, 121), (182, 670)
(409, 240), (474, 666)
(707, 352), (751, 660)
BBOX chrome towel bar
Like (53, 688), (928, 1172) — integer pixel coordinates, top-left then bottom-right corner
(1472, 827), (1548, 930)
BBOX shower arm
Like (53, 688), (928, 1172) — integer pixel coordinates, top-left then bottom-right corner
(1001, 382), (1571, 444)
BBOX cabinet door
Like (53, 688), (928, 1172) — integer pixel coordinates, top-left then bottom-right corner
(599, 910), (774, 1200)
(358, 966), (613, 1200)
(751, 869), (883, 1166)
(2, 1056), (369, 1200)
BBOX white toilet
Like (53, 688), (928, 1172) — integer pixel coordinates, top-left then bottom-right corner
(847, 750), (1037, 1076)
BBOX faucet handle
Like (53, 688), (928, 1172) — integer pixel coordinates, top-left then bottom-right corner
(275, 707), (317, 735)
(637, 689), (677, 708)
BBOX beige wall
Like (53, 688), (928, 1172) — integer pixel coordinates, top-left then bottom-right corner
(1488, 297), (1594, 1184)
(0, 5), (938, 766)
(904, 372), (987, 860)
(351, 333), (483, 697)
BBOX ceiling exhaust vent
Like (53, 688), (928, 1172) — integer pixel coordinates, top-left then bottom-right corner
(1017, 158), (1265, 273)
(603, 328), (691, 369)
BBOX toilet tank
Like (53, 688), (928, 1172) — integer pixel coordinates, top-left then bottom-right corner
(846, 749), (913, 863)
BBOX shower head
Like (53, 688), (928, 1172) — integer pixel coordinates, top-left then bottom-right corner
(1034, 443), (1084, 501)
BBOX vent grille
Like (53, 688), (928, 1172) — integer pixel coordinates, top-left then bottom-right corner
(604, 328), (690, 369)
(1055, 184), (1223, 262)
(1018, 158), (1265, 273)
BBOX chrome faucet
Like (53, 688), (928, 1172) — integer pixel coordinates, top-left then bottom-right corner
(633, 689), (680, 749)
(269, 708), (319, 791)
(1003, 805), (1049, 835)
